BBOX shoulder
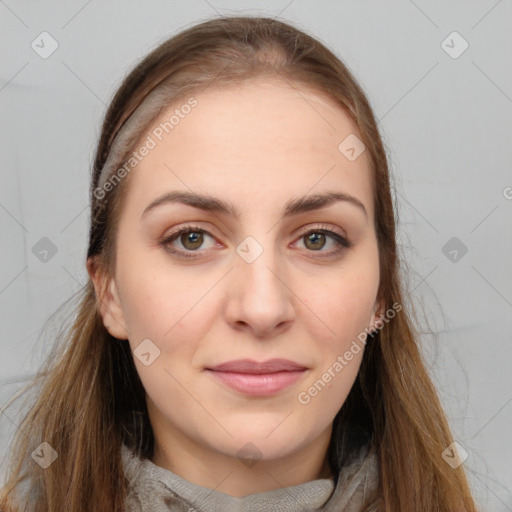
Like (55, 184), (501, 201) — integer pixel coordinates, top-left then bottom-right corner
(120, 443), (193, 512)
(321, 444), (380, 512)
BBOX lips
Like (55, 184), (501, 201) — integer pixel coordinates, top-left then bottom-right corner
(206, 358), (307, 374)
(205, 358), (308, 396)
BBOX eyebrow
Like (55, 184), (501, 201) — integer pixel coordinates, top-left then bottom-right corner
(141, 190), (367, 220)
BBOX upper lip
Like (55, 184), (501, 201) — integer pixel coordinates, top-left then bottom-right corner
(206, 358), (307, 374)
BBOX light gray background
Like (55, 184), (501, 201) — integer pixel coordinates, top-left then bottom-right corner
(1, 1), (511, 510)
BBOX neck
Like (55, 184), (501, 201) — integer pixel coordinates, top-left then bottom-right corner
(149, 416), (334, 497)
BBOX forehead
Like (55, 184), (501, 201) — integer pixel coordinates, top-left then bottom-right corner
(123, 79), (373, 218)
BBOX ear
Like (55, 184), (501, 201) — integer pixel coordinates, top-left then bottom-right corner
(369, 298), (386, 333)
(86, 256), (129, 340)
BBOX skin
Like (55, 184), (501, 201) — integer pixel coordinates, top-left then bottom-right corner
(88, 79), (383, 497)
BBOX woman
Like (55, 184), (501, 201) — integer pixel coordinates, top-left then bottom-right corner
(1, 15), (478, 511)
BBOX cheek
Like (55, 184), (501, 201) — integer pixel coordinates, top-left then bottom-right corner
(114, 243), (204, 345)
(295, 273), (375, 418)
(303, 264), (379, 345)
(294, 252), (379, 409)
(114, 259), (209, 402)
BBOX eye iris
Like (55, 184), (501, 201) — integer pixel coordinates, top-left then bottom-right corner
(182, 231), (203, 250)
(304, 232), (325, 250)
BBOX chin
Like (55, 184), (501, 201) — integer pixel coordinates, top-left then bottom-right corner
(210, 422), (315, 461)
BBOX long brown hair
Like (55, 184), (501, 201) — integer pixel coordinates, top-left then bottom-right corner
(1, 15), (478, 511)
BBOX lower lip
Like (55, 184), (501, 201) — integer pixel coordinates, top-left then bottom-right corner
(206, 370), (306, 396)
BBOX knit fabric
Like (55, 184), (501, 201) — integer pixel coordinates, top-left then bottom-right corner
(121, 442), (379, 512)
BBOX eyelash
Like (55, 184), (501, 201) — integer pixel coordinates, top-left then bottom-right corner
(159, 223), (352, 260)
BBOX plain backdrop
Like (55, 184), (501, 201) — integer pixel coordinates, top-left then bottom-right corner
(1, 1), (511, 510)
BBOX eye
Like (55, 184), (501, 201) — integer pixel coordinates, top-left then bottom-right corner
(160, 224), (218, 259)
(160, 223), (351, 260)
(293, 224), (351, 257)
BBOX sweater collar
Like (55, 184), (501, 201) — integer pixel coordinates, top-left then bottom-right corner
(121, 442), (378, 512)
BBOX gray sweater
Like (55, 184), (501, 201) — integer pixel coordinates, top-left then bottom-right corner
(121, 443), (379, 511)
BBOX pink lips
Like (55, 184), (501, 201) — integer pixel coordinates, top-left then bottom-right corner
(205, 358), (307, 396)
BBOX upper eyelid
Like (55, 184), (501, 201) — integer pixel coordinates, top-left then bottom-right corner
(295, 223), (345, 237)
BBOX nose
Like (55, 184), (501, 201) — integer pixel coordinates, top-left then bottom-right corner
(224, 244), (295, 338)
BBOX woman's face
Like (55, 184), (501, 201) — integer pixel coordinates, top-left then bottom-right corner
(94, 80), (382, 467)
